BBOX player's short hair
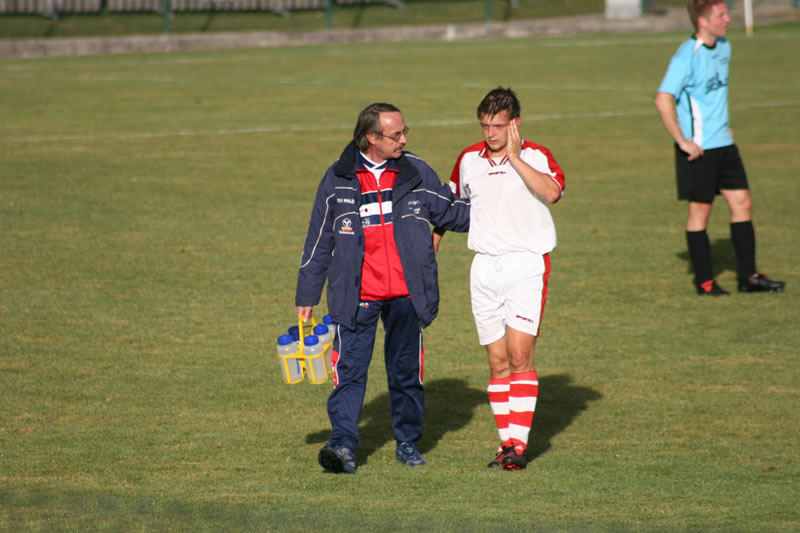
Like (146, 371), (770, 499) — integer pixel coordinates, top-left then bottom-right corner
(353, 103), (402, 152)
(687, 0), (725, 31)
(477, 87), (521, 121)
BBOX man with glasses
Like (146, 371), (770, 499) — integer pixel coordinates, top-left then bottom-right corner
(434, 87), (565, 470)
(296, 102), (471, 474)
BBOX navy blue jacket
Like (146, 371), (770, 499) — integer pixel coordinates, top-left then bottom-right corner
(295, 141), (470, 330)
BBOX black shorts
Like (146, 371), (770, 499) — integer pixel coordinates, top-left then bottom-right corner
(674, 144), (749, 202)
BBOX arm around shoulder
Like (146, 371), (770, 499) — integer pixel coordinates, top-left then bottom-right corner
(407, 154), (470, 234)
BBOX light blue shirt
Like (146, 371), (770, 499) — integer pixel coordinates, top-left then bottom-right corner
(658, 37), (734, 150)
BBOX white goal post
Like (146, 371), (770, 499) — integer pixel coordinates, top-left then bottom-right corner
(744, 0), (754, 36)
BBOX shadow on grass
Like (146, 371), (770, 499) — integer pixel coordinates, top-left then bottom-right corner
(305, 378), (484, 466)
(527, 374), (603, 461)
(676, 237), (738, 279)
(306, 374), (602, 465)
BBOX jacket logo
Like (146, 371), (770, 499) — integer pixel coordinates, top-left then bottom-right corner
(339, 217), (354, 234)
(337, 198), (355, 204)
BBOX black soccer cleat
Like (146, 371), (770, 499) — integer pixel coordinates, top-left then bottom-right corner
(501, 447), (528, 471)
(696, 279), (730, 296)
(738, 273), (785, 293)
(488, 443), (516, 468)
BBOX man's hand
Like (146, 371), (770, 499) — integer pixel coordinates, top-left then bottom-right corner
(655, 91), (704, 161)
(678, 138), (704, 161)
(507, 118), (522, 157)
(297, 306), (313, 322)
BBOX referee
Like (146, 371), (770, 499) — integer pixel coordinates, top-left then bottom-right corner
(654, 0), (784, 295)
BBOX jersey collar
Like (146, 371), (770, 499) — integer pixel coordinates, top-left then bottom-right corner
(479, 142), (509, 167)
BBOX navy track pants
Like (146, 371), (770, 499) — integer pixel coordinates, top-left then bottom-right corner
(327, 297), (424, 450)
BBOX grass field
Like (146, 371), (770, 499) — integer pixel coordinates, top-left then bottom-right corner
(2, 22), (799, 531)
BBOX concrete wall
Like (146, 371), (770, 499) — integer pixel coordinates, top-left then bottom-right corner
(606, 0), (642, 19)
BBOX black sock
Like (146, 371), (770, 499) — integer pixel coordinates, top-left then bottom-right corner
(731, 221), (757, 282)
(686, 230), (713, 286)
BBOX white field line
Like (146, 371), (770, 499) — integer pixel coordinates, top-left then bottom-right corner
(2, 100), (798, 145)
(0, 72), (790, 96)
(0, 72), (657, 93)
(2, 74), (791, 98)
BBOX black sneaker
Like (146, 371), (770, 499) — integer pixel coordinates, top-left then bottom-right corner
(696, 279), (730, 296)
(487, 443), (515, 468)
(738, 273), (785, 293)
(318, 443), (356, 474)
(502, 446), (528, 471)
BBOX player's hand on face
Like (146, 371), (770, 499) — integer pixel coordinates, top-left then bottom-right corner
(507, 119), (522, 155)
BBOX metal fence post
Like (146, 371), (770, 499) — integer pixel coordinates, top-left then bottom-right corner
(485, 0), (492, 22)
(327, 0), (333, 29)
(162, 0), (170, 35)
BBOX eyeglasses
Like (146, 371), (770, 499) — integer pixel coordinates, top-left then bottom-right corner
(374, 126), (409, 142)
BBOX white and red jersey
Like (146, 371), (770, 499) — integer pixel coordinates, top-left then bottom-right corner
(449, 140), (565, 256)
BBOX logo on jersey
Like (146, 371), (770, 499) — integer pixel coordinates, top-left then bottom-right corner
(705, 73), (727, 94)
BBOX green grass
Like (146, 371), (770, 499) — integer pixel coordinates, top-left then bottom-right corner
(2, 23), (799, 531)
(0, 0), (604, 39)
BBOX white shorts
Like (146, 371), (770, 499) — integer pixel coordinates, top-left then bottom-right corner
(470, 252), (550, 346)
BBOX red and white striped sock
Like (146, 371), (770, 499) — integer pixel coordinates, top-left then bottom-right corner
(487, 376), (511, 445)
(508, 370), (539, 454)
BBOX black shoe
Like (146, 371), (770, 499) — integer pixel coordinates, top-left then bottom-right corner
(738, 273), (785, 293)
(502, 446), (528, 471)
(318, 443), (356, 474)
(696, 279), (730, 296)
(487, 443), (515, 468)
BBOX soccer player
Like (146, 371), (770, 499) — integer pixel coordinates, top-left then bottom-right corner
(296, 103), (470, 474)
(654, 0), (784, 296)
(434, 87), (565, 470)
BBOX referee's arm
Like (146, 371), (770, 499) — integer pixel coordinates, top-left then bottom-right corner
(655, 91), (703, 161)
